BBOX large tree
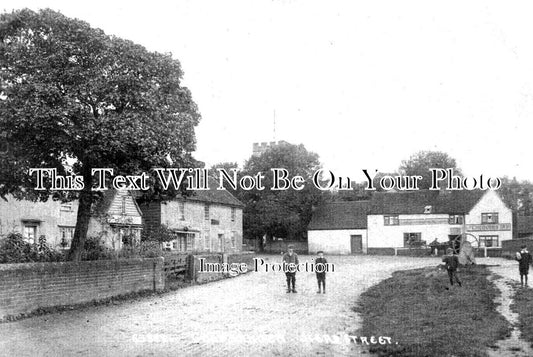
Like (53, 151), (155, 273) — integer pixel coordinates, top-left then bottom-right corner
(237, 143), (324, 249)
(0, 9), (200, 260)
(399, 151), (461, 190)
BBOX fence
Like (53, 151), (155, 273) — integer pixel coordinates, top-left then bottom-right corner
(159, 251), (256, 284)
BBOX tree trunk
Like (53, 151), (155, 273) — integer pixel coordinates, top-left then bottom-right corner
(67, 171), (93, 261)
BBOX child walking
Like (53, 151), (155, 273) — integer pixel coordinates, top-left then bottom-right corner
(442, 248), (461, 287)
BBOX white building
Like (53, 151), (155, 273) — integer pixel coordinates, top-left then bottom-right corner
(308, 190), (513, 254)
(308, 201), (369, 254)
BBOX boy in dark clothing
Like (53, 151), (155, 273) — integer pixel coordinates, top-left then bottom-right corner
(442, 248), (461, 287)
(516, 245), (533, 287)
(282, 245), (299, 293)
(315, 251), (327, 294)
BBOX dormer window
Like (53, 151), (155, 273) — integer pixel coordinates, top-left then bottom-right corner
(424, 205), (432, 214)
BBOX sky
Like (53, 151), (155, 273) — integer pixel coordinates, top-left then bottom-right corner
(2, 0), (533, 182)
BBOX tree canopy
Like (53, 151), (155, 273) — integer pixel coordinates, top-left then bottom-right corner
(399, 151), (461, 189)
(237, 143), (324, 246)
(0, 9), (201, 260)
(498, 177), (533, 216)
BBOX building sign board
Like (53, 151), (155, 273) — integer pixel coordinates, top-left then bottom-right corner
(466, 223), (511, 231)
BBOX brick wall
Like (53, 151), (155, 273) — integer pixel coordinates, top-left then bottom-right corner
(226, 251), (255, 271)
(190, 253), (224, 283)
(0, 258), (164, 320)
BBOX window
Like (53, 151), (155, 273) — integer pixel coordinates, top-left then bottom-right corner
(384, 215), (399, 226)
(186, 233), (195, 251)
(231, 231), (236, 248)
(178, 201), (185, 220)
(170, 232), (196, 252)
(424, 205), (432, 214)
(204, 232), (210, 251)
(403, 232), (422, 247)
(121, 197), (127, 214)
(481, 213), (499, 224)
(448, 215), (464, 224)
(204, 204), (210, 220)
(174, 233), (187, 251)
(479, 235), (499, 248)
(23, 225), (37, 244)
(231, 207), (236, 222)
(59, 226), (75, 249)
(60, 204), (73, 212)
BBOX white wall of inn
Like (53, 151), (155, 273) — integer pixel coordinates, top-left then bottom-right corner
(465, 190), (513, 244)
(309, 191), (514, 253)
(367, 214), (458, 248)
(308, 229), (367, 255)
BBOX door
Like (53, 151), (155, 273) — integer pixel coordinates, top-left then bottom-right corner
(350, 235), (363, 254)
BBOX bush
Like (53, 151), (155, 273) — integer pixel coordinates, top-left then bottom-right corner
(0, 233), (64, 263)
(81, 236), (115, 261)
(142, 224), (176, 243)
(117, 241), (162, 259)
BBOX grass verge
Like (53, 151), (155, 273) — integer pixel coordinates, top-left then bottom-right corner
(354, 265), (510, 357)
(511, 286), (533, 346)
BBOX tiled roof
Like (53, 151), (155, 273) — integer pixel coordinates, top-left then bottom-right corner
(517, 216), (533, 234)
(132, 177), (244, 207)
(369, 190), (486, 215)
(308, 190), (491, 231)
(308, 201), (370, 230)
(185, 178), (244, 207)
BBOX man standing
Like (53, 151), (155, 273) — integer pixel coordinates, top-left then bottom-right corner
(516, 245), (533, 287)
(283, 245), (299, 293)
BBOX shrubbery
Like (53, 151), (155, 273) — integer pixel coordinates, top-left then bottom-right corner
(81, 235), (116, 261)
(0, 233), (64, 263)
(0, 229), (166, 263)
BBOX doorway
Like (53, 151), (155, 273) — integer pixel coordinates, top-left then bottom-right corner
(350, 235), (363, 254)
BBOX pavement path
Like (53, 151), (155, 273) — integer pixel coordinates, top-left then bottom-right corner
(0, 255), (439, 357)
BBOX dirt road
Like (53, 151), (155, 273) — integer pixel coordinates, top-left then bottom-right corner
(0, 255), (439, 356)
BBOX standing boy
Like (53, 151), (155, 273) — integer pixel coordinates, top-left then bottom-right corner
(283, 245), (299, 293)
(442, 248), (461, 287)
(315, 251), (327, 294)
(516, 245), (533, 287)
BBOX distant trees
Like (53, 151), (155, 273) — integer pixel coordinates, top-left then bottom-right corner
(228, 143), (324, 248)
(499, 177), (533, 216)
(399, 151), (461, 190)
